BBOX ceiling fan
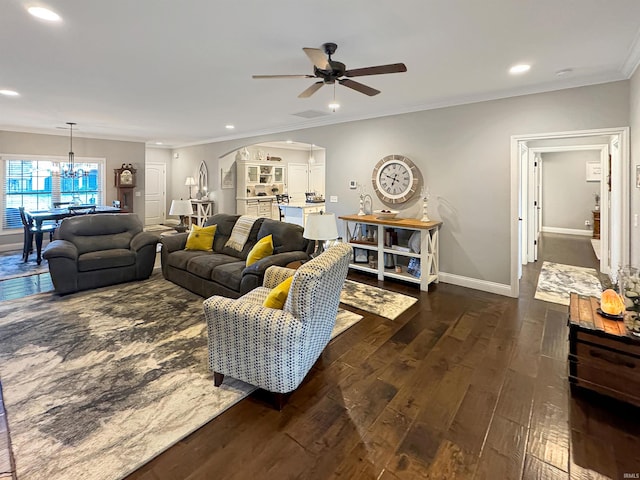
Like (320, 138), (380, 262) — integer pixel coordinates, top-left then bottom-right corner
(252, 42), (407, 98)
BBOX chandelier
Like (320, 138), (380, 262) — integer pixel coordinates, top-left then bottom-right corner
(61, 122), (88, 178)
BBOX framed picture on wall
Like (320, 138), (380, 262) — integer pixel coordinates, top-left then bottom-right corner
(586, 161), (601, 182)
(221, 168), (234, 189)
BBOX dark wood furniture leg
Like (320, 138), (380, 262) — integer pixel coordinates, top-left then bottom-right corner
(35, 231), (44, 265)
(272, 392), (287, 411)
(213, 372), (224, 387)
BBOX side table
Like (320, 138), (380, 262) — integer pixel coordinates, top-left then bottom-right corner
(568, 292), (640, 407)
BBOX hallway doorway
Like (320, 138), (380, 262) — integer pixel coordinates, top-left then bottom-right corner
(510, 127), (630, 298)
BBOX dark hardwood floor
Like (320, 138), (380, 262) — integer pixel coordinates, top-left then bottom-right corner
(2, 234), (639, 479)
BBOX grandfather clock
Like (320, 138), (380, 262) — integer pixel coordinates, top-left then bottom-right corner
(114, 164), (136, 212)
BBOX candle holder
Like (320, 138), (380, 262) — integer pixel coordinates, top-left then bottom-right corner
(420, 186), (430, 222)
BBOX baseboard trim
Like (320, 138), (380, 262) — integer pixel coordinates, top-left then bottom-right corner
(0, 242), (23, 253)
(439, 272), (513, 297)
(541, 226), (592, 237)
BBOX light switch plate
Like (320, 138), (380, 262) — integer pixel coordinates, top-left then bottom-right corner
(330, 196), (338, 202)
(349, 180), (357, 189)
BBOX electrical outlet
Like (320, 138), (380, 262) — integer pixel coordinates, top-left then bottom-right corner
(135, 191), (141, 197)
(330, 196), (338, 202)
(349, 180), (357, 189)
(585, 220), (591, 227)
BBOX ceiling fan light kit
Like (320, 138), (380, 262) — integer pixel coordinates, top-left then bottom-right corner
(253, 42), (407, 100)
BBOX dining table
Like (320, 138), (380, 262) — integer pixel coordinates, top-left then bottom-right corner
(25, 205), (123, 265)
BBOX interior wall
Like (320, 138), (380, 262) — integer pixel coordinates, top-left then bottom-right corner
(630, 67), (640, 265)
(541, 150), (600, 232)
(167, 81), (629, 289)
(0, 130), (146, 247)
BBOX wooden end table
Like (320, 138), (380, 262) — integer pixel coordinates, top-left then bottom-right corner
(568, 292), (640, 407)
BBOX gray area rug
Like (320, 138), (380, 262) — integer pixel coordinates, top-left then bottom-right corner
(534, 261), (602, 306)
(0, 251), (49, 281)
(0, 273), (362, 480)
(340, 279), (418, 320)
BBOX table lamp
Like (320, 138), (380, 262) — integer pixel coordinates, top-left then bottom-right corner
(185, 176), (197, 199)
(303, 212), (338, 257)
(169, 199), (193, 232)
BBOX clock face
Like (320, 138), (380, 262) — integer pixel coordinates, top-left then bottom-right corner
(372, 155), (420, 204)
(120, 170), (133, 185)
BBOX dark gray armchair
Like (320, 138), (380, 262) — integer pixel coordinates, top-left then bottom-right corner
(43, 213), (159, 294)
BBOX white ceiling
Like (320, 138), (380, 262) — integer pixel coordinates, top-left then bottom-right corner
(2, 0), (640, 148)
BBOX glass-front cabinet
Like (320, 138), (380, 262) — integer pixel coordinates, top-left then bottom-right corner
(236, 161), (287, 220)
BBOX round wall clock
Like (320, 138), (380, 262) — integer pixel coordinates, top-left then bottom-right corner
(371, 154), (421, 204)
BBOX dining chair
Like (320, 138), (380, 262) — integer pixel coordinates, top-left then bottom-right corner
(18, 207), (57, 262)
(275, 194), (289, 221)
(68, 205), (97, 215)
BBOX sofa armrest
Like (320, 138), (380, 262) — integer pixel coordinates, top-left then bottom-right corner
(160, 232), (188, 253)
(263, 266), (296, 289)
(42, 239), (78, 261)
(243, 251), (309, 277)
(131, 231), (160, 252)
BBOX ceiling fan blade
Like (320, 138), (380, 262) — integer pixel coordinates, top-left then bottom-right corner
(298, 81), (324, 98)
(303, 47), (330, 70)
(252, 74), (315, 79)
(339, 78), (380, 96)
(345, 63), (407, 77)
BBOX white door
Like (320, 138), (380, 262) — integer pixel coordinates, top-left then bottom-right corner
(288, 163), (309, 203)
(533, 154), (542, 261)
(145, 162), (166, 225)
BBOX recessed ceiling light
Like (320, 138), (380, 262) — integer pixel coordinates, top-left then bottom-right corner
(509, 64), (531, 75)
(27, 6), (61, 22)
(0, 89), (19, 97)
(225, 124), (235, 130)
(286, 140), (293, 144)
(556, 68), (573, 76)
(155, 142), (163, 145)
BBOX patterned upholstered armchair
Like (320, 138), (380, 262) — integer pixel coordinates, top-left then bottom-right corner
(203, 242), (352, 408)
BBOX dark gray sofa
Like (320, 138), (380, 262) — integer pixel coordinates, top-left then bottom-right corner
(160, 213), (312, 298)
(43, 213), (160, 294)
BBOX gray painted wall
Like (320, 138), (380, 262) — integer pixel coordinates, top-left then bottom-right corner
(0, 130), (145, 247)
(540, 150), (600, 231)
(168, 81), (630, 287)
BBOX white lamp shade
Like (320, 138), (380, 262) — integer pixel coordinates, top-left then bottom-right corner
(184, 176), (197, 186)
(169, 199), (193, 216)
(303, 213), (338, 240)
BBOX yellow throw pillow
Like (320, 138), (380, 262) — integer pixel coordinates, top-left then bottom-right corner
(262, 276), (293, 310)
(246, 234), (274, 266)
(185, 224), (217, 251)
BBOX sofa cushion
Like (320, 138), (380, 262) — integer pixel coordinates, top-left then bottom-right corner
(57, 214), (142, 255)
(207, 214), (241, 253)
(210, 261), (246, 292)
(77, 249), (135, 272)
(185, 224), (216, 251)
(258, 218), (307, 254)
(221, 219), (265, 260)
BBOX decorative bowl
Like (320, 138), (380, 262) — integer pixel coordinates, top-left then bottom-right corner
(374, 209), (399, 220)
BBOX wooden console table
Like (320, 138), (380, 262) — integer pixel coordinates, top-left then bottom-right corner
(189, 200), (214, 226)
(339, 214), (442, 292)
(568, 293), (640, 407)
